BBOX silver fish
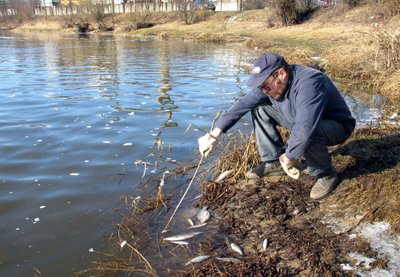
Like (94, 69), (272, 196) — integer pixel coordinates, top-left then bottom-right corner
(230, 243), (243, 255)
(164, 231), (202, 241)
(185, 255), (211, 265)
(215, 169), (234, 182)
(170, 240), (189, 245)
(187, 218), (194, 226)
(216, 257), (241, 263)
(188, 223), (207, 229)
(196, 208), (211, 224)
(263, 239), (268, 251)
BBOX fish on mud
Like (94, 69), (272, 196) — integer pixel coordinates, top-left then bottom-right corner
(170, 240), (189, 245)
(185, 255), (211, 265)
(263, 239), (268, 251)
(230, 243), (243, 255)
(215, 169), (234, 182)
(216, 257), (241, 263)
(164, 231), (203, 241)
(188, 222), (207, 229)
(196, 207), (211, 224)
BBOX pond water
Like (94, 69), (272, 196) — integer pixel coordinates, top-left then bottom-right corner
(0, 33), (388, 276)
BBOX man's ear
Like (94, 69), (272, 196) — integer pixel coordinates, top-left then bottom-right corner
(278, 67), (287, 80)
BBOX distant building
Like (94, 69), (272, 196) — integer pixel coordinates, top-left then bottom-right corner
(60, 0), (80, 5)
(41, 0), (61, 6)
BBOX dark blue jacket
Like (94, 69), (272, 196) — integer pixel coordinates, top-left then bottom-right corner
(215, 65), (356, 160)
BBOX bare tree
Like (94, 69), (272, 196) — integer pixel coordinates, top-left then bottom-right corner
(0, 0), (8, 17)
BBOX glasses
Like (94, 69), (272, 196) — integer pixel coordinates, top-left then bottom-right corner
(258, 72), (278, 93)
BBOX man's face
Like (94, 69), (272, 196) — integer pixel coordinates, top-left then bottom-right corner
(259, 68), (289, 100)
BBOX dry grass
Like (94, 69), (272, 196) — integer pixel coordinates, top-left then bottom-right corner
(379, 69), (400, 101)
(215, 131), (260, 182)
(323, 45), (376, 80)
(205, 127), (289, 187)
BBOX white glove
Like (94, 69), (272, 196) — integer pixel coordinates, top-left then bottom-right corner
(279, 154), (301, 179)
(198, 133), (217, 157)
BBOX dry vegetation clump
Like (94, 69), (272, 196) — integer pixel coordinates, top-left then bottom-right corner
(154, 29), (240, 42)
(379, 70), (400, 102)
(366, 28), (400, 101)
(369, 29), (400, 72)
(323, 46), (376, 81)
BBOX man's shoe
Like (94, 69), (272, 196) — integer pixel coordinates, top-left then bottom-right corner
(310, 172), (339, 200)
(245, 161), (286, 179)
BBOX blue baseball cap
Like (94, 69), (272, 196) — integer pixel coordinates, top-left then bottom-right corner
(246, 53), (285, 88)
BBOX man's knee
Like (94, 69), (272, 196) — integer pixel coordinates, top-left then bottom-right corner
(314, 119), (348, 146)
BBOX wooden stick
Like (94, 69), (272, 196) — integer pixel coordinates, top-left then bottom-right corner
(161, 155), (204, 233)
(161, 111), (220, 233)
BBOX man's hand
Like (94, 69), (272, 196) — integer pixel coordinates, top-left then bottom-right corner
(198, 133), (217, 157)
(279, 153), (301, 179)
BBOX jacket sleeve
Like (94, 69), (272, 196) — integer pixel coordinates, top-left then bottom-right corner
(285, 77), (328, 160)
(215, 88), (268, 133)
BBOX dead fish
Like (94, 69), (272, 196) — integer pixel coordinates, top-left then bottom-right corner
(215, 169), (234, 182)
(263, 239), (268, 251)
(196, 208), (211, 224)
(120, 240), (127, 249)
(216, 257), (241, 263)
(164, 231), (202, 241)
(188, 223), (207, 229)
(170, 240), (189, 245)
(185, 255), (211, 265)
(230, 243), (243, 255)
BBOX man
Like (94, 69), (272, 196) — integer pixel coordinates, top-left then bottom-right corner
(198, 53), (356, 200)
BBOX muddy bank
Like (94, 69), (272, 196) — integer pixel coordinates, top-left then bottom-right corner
(73, 126), (400, 276)
(177, 126), (399, 276)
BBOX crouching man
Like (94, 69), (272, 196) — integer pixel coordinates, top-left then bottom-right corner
(198, 53), (355, 200)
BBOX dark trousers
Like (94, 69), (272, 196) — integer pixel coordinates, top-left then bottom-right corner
(251, 105), (350, 177)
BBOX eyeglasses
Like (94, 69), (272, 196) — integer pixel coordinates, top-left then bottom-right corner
(258, 72), (278, 93)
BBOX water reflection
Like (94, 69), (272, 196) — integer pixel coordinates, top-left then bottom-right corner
(157, 43), (178, 129)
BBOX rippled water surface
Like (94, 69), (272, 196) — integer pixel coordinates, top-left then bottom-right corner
(0, 33), (385, 276)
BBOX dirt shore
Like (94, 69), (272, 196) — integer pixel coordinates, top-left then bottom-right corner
(187, 126), (400, 275)
(72, 126), (400, 276)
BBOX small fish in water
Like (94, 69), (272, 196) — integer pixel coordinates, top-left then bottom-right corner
(196, 207), (211, 224)
(188, 222), (207, 229)
(230, 243), (243, 255)
(187, 218), (194, 226)
(216, 257), (242, 263)
(164, 231), (202, 241)
(215, 169), (234, 182)
(170, 240), (189, 245)
(185, 255), (211, 265)
(120, 240), (127, 249)
(263, 239), (268, 251)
